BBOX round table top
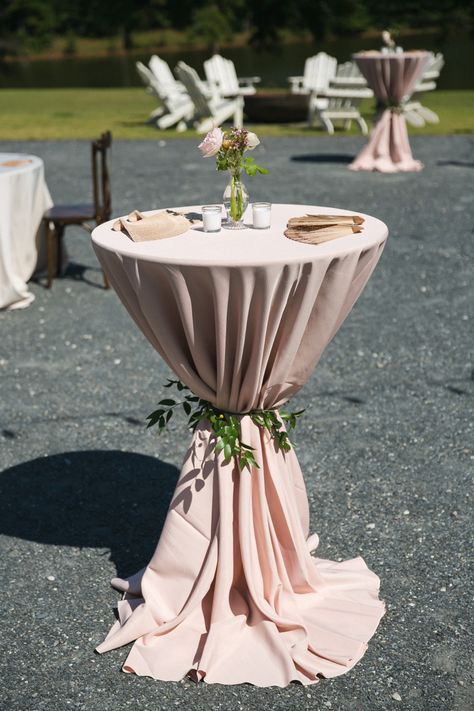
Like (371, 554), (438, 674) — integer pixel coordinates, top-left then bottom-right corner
(352, 50), (430, 59)
(0, 153), (43, 178)
(91, 204), (388, 268)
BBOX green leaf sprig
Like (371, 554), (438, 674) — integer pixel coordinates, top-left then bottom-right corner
(146, 379), (304, 471)
(242, 155), (268, 177)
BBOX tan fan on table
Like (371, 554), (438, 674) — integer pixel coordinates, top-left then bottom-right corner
(113, 210), (192, 242)
(285, 214), (364, 244)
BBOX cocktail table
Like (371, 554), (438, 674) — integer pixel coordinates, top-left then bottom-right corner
(91, 204), (388, 686)
(0, 153), (52, 309)
(349, 51), (430, 172)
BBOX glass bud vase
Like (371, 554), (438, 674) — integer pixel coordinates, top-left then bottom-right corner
(223, 175), (249, 230)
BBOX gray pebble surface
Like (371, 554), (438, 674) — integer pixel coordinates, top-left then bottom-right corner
(0, 135), (473, 711)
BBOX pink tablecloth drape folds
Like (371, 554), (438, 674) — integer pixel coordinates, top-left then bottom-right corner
(349, 52), (430, 173)
(92, 204), (388, 687)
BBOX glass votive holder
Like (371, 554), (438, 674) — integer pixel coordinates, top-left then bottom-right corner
(252, 202), (272, 230)
(202, 205), (222, 233)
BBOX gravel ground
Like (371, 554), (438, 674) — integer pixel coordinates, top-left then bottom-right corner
(0, 135), (473, 711)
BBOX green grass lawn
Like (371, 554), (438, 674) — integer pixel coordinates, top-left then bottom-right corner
(0, 88), (472, 140)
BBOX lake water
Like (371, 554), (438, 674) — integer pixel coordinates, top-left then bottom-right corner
(1, 33), (472, 90)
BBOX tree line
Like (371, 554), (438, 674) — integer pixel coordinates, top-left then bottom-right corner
(1, 0), (472, 53)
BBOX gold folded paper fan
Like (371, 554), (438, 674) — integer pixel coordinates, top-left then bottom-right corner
(113, 210), (191, 242)
(1, 159), (33, 167)
(285, 214), (365, 245)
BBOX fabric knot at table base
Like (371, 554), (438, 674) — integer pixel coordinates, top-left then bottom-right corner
(348, 108), (424, 173)
(96, 419), (385, 686)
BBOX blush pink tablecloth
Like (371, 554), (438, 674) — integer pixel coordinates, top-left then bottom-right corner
(91, 204), (388, 687)
(349, 52), (430, 173)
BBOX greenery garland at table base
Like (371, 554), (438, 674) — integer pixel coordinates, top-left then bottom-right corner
(147, 380), (304, 471)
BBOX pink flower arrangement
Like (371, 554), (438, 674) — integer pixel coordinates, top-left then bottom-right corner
(198, 125), (268, 224)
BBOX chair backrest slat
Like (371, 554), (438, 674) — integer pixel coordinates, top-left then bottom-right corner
(176, 62), (211, 117)
(149, 55), (182, 97)
(136, 61), (155, 88)
(204, 54), (239, 95)
(91, 131), (112, 223)
(423, 52), (444, 80)
(337, 61), (361, 79)
(304, 52), (337, 93)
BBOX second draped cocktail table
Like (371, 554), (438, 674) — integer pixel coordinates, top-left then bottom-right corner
(349, 51), (430, 173)
(91, 204), (388, 687)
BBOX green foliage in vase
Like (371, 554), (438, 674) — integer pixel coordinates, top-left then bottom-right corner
(147, 379), (304, 471)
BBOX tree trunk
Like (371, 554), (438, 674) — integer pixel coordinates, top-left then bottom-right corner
(122, 26), (134, 51)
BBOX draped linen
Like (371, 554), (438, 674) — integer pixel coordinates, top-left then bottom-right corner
(0, 154), (53, 310)
(92, 204), (387, 686)
(349, 52), (430, 173)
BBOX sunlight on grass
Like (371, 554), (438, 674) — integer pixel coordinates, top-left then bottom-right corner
(0, 89), (472, 140)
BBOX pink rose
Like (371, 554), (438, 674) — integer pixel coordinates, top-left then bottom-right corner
(198, 127), (224, 157)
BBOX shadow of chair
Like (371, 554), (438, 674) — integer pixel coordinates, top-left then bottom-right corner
(43, 131), (112, 290)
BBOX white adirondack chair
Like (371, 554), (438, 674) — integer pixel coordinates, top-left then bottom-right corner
(288, 52), (337, 95)
(322, 61), (374, 134)
(175, 61), (244, 133)
(136, 61), (166, 120)
(204, 54), (260, 97)
(136, 60), (194, 131)
(289, 54), (371, 134)
(404, 52), (444, 126)
(330, 60), (370, 90)
(149, 54), (212, 98)
(149, 54), (186, 96)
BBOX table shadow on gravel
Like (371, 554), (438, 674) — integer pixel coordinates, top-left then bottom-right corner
(436, 159), (474, 168)
(290, 153), (355, 164)
(0, 450), (179, 578)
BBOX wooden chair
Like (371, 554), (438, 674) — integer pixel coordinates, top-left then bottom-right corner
(43, 131), (112, 289)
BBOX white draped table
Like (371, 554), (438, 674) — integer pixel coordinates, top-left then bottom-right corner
(91, 204), (388, 687)
(0, 153), (53, 310)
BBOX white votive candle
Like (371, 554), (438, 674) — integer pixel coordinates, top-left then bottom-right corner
(202, 205), (222, 233)
(252, 202), (272, 229)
